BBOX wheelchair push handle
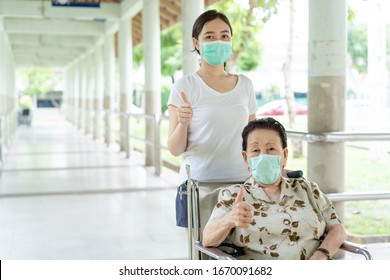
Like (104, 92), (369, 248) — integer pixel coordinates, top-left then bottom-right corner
(287, 170), (303, 178)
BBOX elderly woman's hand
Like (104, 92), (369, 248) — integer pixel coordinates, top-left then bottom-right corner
(202, 187), (254, 247)
(229, 188), (254, 228)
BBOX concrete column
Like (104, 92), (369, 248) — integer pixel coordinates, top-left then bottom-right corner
(9, 52), (16, 134)
(66, 65), (74, 122)
(104, 33), (115, 146)
(94, 45), (104, 140)
(78, 57), (87, 130)
(0, 24), (4, 162)
(3, 34), (16, 139)
(0, 18), (5, 116)
(4, 34), (11, 137)
(64, 65), (70, 121)
(182, 0), (203, 75)
(119, 17), (133, 151)
(73, 61), (80, 126)
(143, 0), (161, 166)
(85, 54), (94, 135)
(308, 0), (347, 219)
(368, 0), (388, 162)
(63, 67), (69, 119)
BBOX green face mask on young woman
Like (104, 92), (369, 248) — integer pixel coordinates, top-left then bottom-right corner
(200, 40), (232, 67)
(248, 154), (282, 185)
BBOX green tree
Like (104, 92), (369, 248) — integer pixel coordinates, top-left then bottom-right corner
(263, 83), (280, 102)
(160, 24), (182, 83)
(18, 68), (60, 98)
(211, 0), (278, 72)
(348, 23), (368, 74)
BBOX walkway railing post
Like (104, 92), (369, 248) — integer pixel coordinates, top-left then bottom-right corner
(154, 115), (161, 176)
(126, 113), (130, 159)
(5, 111), (10, 146)
(0, 116), (3, 163)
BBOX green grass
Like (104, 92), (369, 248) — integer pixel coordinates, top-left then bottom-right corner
(286, 145), (390, 236)
(344, 200), (390, 235)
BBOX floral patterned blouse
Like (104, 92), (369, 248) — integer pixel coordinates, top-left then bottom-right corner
(205, 176), (343, 260)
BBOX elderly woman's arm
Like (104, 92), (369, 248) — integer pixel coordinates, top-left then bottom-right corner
(203, 188), (254, 247)
(310, 224), (347, 260)
(202, 215), (236, 247)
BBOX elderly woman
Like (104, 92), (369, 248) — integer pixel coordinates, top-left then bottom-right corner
(202, 117), (347, 260)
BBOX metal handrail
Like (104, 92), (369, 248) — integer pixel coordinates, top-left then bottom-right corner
(327, 191), (390, 202)
(67, 109), (390, 204)
(107, 109), (163, 175)
(287, 130), (390, 142)
(286, 130), (390, 203)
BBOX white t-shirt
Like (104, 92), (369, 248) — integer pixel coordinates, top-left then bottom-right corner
(168, 72), (258, 183)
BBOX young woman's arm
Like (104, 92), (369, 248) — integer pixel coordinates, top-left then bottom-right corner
(167, 105), (190, 156)
(249, 113), (256, 122)
(167, 92), (193, 156)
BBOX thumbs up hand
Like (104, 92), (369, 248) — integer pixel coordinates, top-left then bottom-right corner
(230, 188), (254, 228)
(177, 91), (193, 127)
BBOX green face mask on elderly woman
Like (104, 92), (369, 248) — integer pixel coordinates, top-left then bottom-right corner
(248, 154), (281, 185)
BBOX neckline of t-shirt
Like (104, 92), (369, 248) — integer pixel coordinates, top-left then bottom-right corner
(194, 72), (241, 96)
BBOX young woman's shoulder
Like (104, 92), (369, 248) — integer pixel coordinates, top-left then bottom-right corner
(175, 72), (199, 83)
(231, 74), (253, 87)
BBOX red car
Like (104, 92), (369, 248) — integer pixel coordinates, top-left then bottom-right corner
(257, 100), (308, 116)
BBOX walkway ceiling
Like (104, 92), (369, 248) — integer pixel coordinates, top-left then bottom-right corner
(0, 0), (218, 68)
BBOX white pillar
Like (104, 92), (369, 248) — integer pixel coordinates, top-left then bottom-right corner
(119, 17), (133, 151)
(308, 0), (347, 219)
(368, 0), (388, 162)
(0, 35), (3, 163)
(65, 64), (74, 122)
(0, 18), (5, 116)
(2, 29), (15, 137)
(94, 45), (104, 140)
(73, 61), (80, 126)
(182, 0), (203, 75)
(104, 33), (116, 146)
(143, 0), (161, 166)
(78, 57), (87, 130)
(63, 66), (69, 119)
(85, 53), (94, 135)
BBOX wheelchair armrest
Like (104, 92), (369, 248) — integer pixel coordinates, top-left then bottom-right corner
(340, 240), (373, 260)
(194, 241), (373, 260)
(194, 241), (237, 260)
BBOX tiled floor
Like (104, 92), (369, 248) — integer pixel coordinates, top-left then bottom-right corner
(0, 109), (389, 260)
(0, 109), (187, 260)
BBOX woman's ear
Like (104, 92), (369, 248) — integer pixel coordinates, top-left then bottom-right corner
(192, 37), (200, 52)
(242, 151), (251, 171)
(282, 148), (288, 168)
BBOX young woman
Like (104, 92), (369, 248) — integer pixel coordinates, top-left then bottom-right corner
(167, 10), (258, 227)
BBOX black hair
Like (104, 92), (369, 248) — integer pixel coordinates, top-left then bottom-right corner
(242, 117), (288, 151)
(192, 9), (233, 55)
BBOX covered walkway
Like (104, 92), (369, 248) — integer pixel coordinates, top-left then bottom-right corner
(0, 108), (390, 260)
(0, 108), (187, 259)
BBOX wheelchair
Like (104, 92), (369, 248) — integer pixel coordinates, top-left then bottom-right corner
(183, 164), (373, 260)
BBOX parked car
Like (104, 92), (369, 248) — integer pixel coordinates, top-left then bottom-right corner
(257, 100), (308, 116)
